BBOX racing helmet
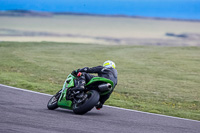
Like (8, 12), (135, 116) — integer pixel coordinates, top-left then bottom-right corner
(103, 60), (116, 69)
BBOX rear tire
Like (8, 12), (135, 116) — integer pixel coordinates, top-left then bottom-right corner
(73, 90), (100, 115)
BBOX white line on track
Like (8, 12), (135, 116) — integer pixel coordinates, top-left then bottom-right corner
(0, 83), (199, 123)
(0, 84), (52, 96)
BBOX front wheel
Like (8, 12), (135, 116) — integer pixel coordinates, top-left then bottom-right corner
(47, 90), (61, 110)
(73, 90), (100, 115)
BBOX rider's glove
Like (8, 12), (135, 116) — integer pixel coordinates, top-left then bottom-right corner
(71, 70), (78, 76)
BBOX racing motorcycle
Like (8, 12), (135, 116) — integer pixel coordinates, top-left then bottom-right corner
(47, 73), (114, 114)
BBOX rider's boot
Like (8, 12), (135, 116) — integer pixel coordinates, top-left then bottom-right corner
(96, 102), (103, 110)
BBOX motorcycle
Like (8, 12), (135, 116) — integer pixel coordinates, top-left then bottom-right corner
(47, 73), (114, 114)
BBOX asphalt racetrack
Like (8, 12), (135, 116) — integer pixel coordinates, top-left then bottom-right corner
(0, 84), (200, 133)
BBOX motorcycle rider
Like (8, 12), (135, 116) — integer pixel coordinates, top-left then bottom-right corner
(71, 60), (118, 110)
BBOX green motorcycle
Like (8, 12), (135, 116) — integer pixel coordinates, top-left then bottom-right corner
(47, 73), (114, 114)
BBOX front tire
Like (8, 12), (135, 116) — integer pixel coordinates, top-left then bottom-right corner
(73, 90), (100, 115)
(47, 90), (61, 110)
(47, 95), (58, 110)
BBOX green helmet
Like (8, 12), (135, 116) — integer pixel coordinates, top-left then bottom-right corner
(103, 60), (116, 69)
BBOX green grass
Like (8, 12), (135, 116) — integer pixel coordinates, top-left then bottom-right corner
(0, 41), (200, 120)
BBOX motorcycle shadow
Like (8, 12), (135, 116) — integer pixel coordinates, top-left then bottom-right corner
(54, 108), (104, 116)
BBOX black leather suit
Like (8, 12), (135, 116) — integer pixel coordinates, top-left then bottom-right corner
(77, 66), (118, 104)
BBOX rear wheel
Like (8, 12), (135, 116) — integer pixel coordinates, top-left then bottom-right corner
(73, 90), (100, 115)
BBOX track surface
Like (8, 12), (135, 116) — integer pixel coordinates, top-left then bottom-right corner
(0, 85), (200, 133)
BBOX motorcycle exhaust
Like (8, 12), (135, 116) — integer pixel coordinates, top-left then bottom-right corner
(98, 83), (112, 92)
